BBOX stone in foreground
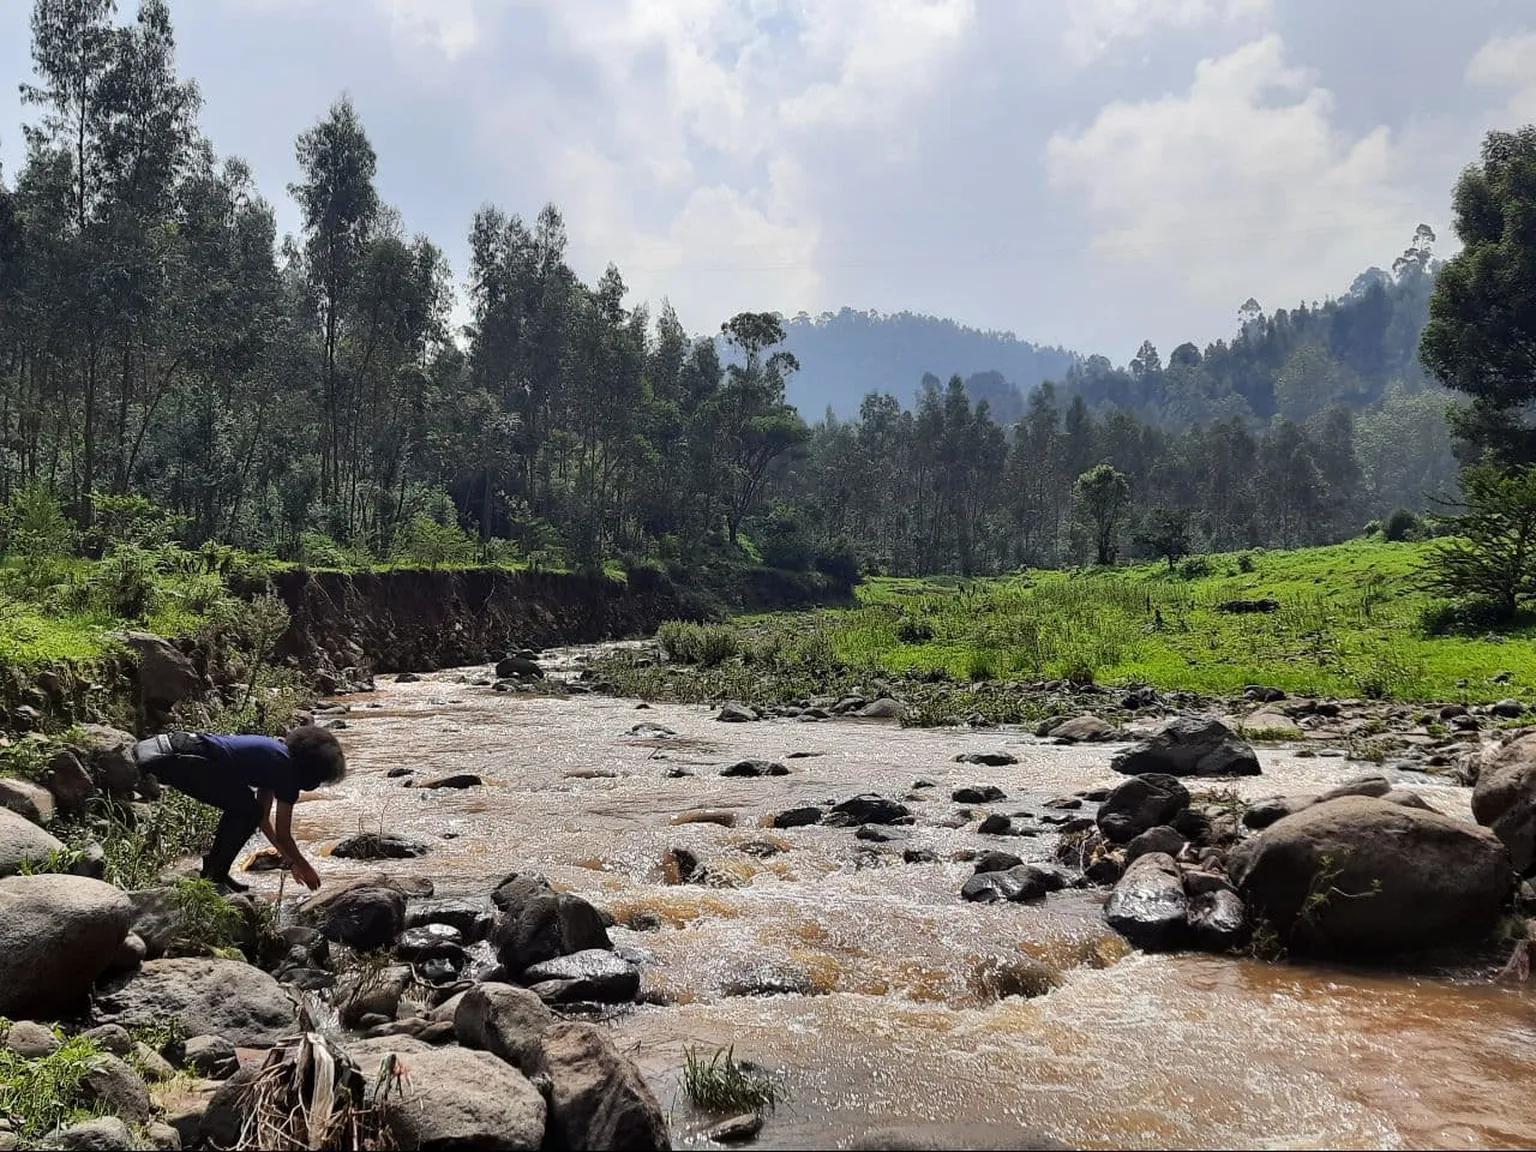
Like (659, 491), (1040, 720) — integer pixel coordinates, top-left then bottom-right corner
(95, 958), (297, 1047)
(376, 1046), (547, 1152)
(1228, 796), (1512, 958)
(0, 874), (130, 1020)
(1096, 774), (1190, 845)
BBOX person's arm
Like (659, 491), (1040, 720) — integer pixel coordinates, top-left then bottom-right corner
(261, 795), (321, 891)
(257, 790), (277, 845)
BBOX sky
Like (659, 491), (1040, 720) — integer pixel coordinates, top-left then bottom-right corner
(2, 0), (1534, 365)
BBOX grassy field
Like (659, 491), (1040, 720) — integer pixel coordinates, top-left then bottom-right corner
(716, 540), (1536, 705)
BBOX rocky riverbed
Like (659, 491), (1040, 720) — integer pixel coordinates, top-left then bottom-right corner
(6, 643), (1536, 1150)
(272, 652), (1536, 1149)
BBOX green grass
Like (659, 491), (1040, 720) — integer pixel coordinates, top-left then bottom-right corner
(633, 541), (1536, 705)
(0, 1030), (108, 1141)
(680, 1046), (785, 1115)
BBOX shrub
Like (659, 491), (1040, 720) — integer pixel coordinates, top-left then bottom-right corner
(812, 538), (861, 587)
(85, 544), (161, 619)
(391, 515), (477, 569)
(657, 621), (740, 667)
(1236, 552), (1257, 574)
(0, 1033), (107, 1141)
(894, 616), (934, 644)
(1176, 555), (1214, 580)
(1382, 508), (1424, 542)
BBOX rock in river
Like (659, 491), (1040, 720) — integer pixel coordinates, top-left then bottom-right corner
(952, 785), (1006, 803)
(533, 1021), (671, 1152)
(1096, 773), (1190, 845)
(961, 864), (1065, 904)
(298, 879), (406, 951)
(1228, 796), (1513, 957)
(721, 759), (789, 778)
(331, 831), (430, 860)
(376, 1046), (548, 1152)
(490, 874), (612, 972)
(825, 795), (911, 827)
(1110, 716), (1260, 778)
(1104, 852), (1190, 952)
(955, 751), (1019, 767)
(522, 948), (641, 1004)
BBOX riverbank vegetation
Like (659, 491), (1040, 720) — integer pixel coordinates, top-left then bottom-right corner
(603, 539), (1536, 709)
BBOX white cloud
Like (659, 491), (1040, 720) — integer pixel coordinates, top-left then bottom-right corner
(1064, 0), (1272, 65)
(1467, 30), (1536, 123)
(1045, 35), (1434, 319)
(377, 0), (482, 60)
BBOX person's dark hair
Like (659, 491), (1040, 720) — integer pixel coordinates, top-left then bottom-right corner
(285, 724), (347, 788)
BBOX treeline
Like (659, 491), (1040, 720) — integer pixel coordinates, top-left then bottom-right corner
(0, 0), (1463, 581)
(775, 377), (1456, 575)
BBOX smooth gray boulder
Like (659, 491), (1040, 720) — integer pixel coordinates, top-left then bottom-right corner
(0, 875), (130, 1019)
(0, 805), (65, 877)
(95, 958), (297, 1047)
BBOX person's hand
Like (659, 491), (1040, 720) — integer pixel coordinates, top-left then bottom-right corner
(292, 859), (321, 891)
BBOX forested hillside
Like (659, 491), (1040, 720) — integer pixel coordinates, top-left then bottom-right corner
(0, 0), (1469, 583)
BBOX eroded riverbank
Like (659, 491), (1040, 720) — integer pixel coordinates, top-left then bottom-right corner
(267, 655), (1536, 1150)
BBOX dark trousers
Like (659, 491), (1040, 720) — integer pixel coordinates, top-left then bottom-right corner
(132, 735), (260, 879)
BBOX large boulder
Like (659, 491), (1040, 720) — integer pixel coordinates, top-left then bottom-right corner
(490, 875), (612, 973)
(95, 958), (297, 1047)
(1047, 715), (1119, 743)
(1228, 797), (1513, 957)
(0, 875), (130, 1019)
(375, 1046), (547, 1152)
(1472, 731), (1536, 874)
(70, 725), (140, 800)
(0, 805), (66, 877)
(296, 880), (405, 951)
(1103, 853), (1190, 952)
(533, 1021), (671, 1152)
(1110, 716), (1260, 778)
(1096, 774), (1190, 845)
(454, 983), (555, 1073)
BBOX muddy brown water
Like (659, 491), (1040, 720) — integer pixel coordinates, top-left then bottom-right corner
(252, 650), (1536, 1150)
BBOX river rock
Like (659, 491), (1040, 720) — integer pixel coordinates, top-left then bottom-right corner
(297, 880), (405, 951)
(523, 949), (641, 1004)
(490, 874), (612, 972)
(1048, 715), (1119, 743)
(533, 1021), (671, 1152)
(1187, 888), (1249, 952)
(396, 922), (465, 962)
(772, 806), (823, 828)
(5, 1019), (61, 1057)
(1382, 789), (1439, 812)
(47, 1117), (139, 1151)
(1124, 825), (1185, 865)
(1228, 796), (1513, 957)
(717, 703), (758, 723)
(0, 805), (65, 876)
(454, 983), (555, 1072)
(331, 831), (430, 860)
(1111, 716), (1260, 778)
(1472, 730), (1536, 873)
(1242, 795), (1314, 830)
(973, 956), (1063, 1000)
(1104, 852), (1190, 951)
(79, 1054), (152, 1126)
(970, 854), (1021, 878)
(955, 751), (1018, 767)
(96, 958), (297, 1047)
(977, 814), (1012, 835)
(826, 795), (911, 827)
(181, 1034), (239, 1079)
(377, 1046), (548, 1152)
(1316, 774), (1392, 802)
(961, 864), (1064, 904)
(496, 655), (545, 680)
(0, 874), (130, 1019)
(858, 698), (907, 719)
(0, 777), (54, 825)
(1096, 774), (1190, 844)
(419, 773), (484, 789)
(703, 1114), (763, 1144)
(406, 897), (495, 943)
(952, 785), (1005, 803)
(721, 760), (788, 778)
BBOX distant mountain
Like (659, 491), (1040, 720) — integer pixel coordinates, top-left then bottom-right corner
(743, 308), (1080, 420)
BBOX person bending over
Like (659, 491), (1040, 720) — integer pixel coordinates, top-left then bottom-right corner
(131, 725), (346, 894)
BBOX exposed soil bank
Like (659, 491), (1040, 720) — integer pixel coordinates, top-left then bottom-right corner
(270, 567), (698, 675)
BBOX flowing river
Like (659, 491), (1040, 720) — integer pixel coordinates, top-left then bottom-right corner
(270, 649), (1536, 1150)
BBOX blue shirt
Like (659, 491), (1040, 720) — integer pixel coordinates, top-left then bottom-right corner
(198, 734), (306, 804)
